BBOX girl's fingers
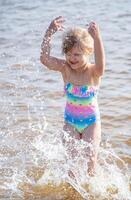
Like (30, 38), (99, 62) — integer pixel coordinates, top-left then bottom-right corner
(56, 19), (65, 24)
(89, 24), (96, 28)
(89, 21), (96, 25)
(58, 25), (65, 31)
(55, 20), (65, 26)
(88, 27), (95, 32)
(53, 16), (64, 26)
(60, 26), (65, 31)
(55, 16), (64, 20)
(55, 16), (65, 22)
(89, 22), (97, 29)
(59, 27), (64, 31)
(88, 24), (97, 33)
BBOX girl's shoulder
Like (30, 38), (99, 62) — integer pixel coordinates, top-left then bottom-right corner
(88, 63), (100, 77)
(87, 63), (101, 85)
(87, 63), (95, 72)
(61, 62), (72, 79)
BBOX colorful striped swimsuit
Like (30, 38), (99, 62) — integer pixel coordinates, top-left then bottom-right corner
(64, 82), (100, 133)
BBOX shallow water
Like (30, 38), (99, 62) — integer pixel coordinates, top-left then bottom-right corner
(0, 0), (131, 199)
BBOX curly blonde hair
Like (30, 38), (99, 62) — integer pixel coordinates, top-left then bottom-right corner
(62, 27), (93, 55)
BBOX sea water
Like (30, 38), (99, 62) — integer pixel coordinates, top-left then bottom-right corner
(0, 0), (131, 199)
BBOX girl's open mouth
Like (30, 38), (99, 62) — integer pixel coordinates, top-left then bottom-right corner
(69, 61), (78, 65)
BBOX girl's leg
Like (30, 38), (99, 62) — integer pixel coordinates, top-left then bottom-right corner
(63, 123), (81, 140)
(63, 123), (81, 179)
(63, 123), (81, 158)
(82, 123), (101, 175)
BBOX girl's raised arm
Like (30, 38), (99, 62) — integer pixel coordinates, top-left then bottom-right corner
(40, 16), (66, 72)
(88, 22), (105, 77)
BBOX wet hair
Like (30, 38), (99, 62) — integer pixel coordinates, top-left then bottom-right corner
(62, 27), (93, 55)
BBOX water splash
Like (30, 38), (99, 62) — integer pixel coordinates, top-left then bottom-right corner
(16, 126), (130, 200)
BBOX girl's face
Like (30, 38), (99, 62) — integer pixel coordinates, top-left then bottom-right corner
(65, 46), (88, 70)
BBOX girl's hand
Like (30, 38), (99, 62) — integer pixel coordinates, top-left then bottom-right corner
(88, 22), (101, 40)
(48, 16), (65, 34)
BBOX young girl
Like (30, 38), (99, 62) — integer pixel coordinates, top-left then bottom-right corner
(40, 16), (105, 175)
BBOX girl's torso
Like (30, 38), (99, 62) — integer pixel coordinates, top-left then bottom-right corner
(63, 64), (101, 133)
(64, 80), (100, 133)
(62, 63), (101, 87)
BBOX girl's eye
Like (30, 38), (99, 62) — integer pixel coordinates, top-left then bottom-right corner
(75, 54), (81, 56)
(66, 53), (82, 57)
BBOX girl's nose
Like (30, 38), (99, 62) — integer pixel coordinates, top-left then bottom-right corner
(70, 54), (76, 61)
